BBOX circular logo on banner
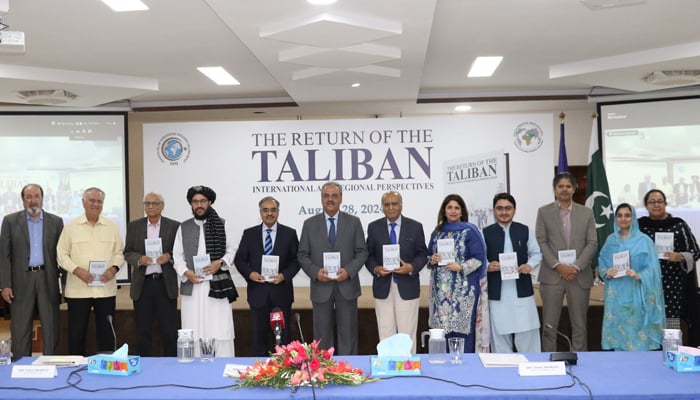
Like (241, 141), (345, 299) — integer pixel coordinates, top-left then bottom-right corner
(513, 122), (544, 152)
(157, 133), (191, 164)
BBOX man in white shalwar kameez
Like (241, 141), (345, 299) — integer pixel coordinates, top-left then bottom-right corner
(173, 186), (238, 357)
(483, 193), (542, 353)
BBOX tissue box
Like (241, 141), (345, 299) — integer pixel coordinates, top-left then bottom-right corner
(370, 356), (421, 376)
(665, 348), (700, 372)
(87, 354), (141, 376)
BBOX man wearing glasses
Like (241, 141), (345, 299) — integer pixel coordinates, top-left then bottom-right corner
(234, 196), (300, 356)
(173, 186), (238, 356)
(365, 191), (427, 354)
(483, 193), (542, 353)
(124, 192), (180, 356)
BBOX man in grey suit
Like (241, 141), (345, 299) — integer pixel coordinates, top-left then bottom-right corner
(536, 172), (597, 352)
(124, 192), (180, 356)
(365, 191), (427, 354)
(0, 184), (64, 357)
(298, 181), (368, 355)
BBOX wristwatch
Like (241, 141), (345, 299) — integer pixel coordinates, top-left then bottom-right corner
(112, 265), (120, 273)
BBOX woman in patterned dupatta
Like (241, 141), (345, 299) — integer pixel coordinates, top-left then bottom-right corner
(427, 194), (489, 353)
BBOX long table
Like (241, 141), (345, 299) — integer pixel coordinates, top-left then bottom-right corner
(0, 352), (697, 400)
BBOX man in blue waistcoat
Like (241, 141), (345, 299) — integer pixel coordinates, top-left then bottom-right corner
(483, 193), (542, 353)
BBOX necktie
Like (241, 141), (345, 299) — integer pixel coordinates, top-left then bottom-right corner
(562, 209), (571, 248)
(264, 228), (273, 255)
(390, 222), (397, 282)
(328, 217), (336, 247)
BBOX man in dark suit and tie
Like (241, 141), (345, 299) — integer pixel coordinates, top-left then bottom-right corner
(124, 192), (180, 357)
(0, 184), (63, 357)
(298, 181), (368, 355)
(536, 172), (597, 352)
(234, 196), (300, 356)
(365, 191), (427, 354)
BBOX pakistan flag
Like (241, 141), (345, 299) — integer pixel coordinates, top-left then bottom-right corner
(585, 117), (613, 267)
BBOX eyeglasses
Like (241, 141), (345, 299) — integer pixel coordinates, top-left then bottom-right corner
(647, 200), (666, 205)
(191, 199), (210, 205)
(144, 201), (162, 208)
(261, 208), (278, 214)
(494, 206), (514, 211)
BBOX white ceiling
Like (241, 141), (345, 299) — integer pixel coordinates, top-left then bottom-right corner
(1, 0), (700, 116)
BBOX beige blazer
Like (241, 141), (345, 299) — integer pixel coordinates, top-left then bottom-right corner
(535, 202), (598, 288)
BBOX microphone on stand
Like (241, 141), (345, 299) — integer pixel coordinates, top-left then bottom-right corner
(269, 307), (285, 346)
(107, 314), (117, 352)
(293, 312), (316, 399)
(295, 312), (305, 343)
(545, 323), (578, 365)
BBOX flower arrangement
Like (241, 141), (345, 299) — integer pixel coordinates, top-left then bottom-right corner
(236, 340), (375, 389)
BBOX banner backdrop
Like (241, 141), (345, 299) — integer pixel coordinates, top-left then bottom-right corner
(143, 114), (553, 286)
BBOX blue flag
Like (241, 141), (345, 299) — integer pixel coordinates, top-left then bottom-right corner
(557, 121), (568, 174)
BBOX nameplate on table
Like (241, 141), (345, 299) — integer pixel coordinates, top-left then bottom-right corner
(518, 361), (566, 376)
(11, 365), (57, 378)
(223, 363), (251, 378)
(33, 355), (86, 367)
(478, 352), (529, 367)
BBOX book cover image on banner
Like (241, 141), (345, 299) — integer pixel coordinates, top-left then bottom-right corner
(143, 114), (553, 287)
(444, 150), (507, 231)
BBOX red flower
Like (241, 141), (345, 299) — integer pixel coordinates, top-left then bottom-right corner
(309, 357), (321, 371)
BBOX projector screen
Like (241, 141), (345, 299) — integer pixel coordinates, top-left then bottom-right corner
(0, 112), (129, 280)
(600, 97), (700, 234)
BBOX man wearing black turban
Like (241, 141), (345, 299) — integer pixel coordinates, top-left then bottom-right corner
(173, 185), (238, 356)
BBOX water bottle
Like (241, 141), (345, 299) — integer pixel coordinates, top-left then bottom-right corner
(662, 328), (682, 365)
(177, 329), (195, 363)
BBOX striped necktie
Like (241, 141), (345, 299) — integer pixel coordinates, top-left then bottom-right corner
(264, 228), (273, 255)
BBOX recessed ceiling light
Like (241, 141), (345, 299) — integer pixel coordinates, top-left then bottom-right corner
(468, 56), (503, 77)
(307, 0), (337, 4)
(101, 0), (149, 12)
(197, 67), (240, 85)
(351, 83), (360, 88)
(454, 105), (472, 112)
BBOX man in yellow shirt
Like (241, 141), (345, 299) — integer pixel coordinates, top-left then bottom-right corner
(57, 187), (124, 355)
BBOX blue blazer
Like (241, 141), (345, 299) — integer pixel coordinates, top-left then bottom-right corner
(365, 216), (428, 300)
(234, 223), (300, 308)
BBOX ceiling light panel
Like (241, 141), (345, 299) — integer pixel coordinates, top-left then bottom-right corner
(468, 56), (503, 78)
(101, 0), (149, 12)
(197, 67), (240, 85)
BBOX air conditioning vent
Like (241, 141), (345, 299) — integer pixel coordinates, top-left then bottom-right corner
(15, 89), (79, 105)
(642, 70), (700, 86)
